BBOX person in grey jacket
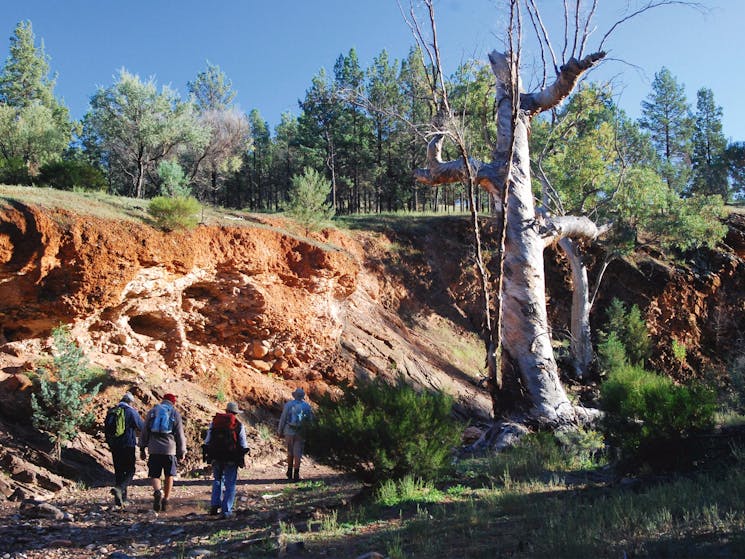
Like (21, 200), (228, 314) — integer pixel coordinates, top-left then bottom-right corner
(105, 392), (144, 507)
(139, 393), (186, 512)
(278, 387), (313, 481)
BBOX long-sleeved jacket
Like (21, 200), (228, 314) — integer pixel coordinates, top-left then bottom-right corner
(107, 402), (144, 448)
(139, 401), (186, 457)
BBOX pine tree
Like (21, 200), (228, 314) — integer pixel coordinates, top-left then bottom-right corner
(639, 67), (693, 193)
(0, 20), (73, 175)
(284, 167), (334, 232)
(31, 326), (101, 461)
(691, 88), (729, 200)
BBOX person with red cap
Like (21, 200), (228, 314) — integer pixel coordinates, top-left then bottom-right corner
(139, 393), (186, 512)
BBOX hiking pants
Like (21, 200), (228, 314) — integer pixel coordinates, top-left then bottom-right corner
(211, 462), (239, 514)
(111, 446), (136, 496)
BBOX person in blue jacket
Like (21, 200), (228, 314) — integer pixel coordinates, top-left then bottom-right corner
(105, 392), (144, 507)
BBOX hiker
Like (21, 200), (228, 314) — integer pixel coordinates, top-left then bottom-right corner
(277, 387), (313, 481)
(202, 401), (250, 518)
(139, 393), (186, 512)
(104, 391), (144, 507)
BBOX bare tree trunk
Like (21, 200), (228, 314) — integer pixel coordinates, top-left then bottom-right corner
(558, 237), (593, 378)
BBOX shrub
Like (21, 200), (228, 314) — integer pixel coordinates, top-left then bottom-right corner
(601, 298), (651, 367)
(284, 167), (335, 232)
(596, 331), (627, 374)
(37, 159), (107, 191)
(303, 376), (461, 484)
(600, 364), (716, 470)
(148, 195), (200, 230)
(157, 160), (191, 197)
(31, 325), (102, 460)
(0, 156), (30, 185)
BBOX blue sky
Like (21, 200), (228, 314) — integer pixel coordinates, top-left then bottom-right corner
(1, 1), (743, 140)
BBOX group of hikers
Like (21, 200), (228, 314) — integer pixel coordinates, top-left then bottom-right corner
(104, 387), (313, 519)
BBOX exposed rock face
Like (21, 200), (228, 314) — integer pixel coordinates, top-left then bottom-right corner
(1, 200), (743, 495)
(0, 203), (496, 496)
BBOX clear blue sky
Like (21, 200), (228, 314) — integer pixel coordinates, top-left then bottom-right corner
(1, 1), (743, 140)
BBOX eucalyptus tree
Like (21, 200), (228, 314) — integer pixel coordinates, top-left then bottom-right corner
(185, 64), (251, 205)
(0, 20), (73, 176)
(691, 88), (728, 200)
(639, 67), (693, 193)
(534, 84), (726, 379)
(84, 69), (208, 198)
(409, 0), (715, 425)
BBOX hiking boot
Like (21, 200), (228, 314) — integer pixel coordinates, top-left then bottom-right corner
(209, 505), (220, 516)
(153, 489), (162, 512)
(286, 466), (293, 479)
(293, 468), (300, 481)
(160, 499), (169, 512)
(111, 487), (123, 507)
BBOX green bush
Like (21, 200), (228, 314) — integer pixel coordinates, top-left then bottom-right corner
(303, 376), (461, 484)
(31, 325), (102, 460)
(147, 195), (200, 230)
(37, 159), (107, 191)
(0, 156), (31, 185)
(600, 298), (651, 368)
(600, 364), (716, 470)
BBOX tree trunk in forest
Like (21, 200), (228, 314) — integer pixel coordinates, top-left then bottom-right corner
(415, 50), (605, 424)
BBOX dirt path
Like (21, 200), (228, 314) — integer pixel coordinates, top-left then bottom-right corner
(1, 456), (362, 559)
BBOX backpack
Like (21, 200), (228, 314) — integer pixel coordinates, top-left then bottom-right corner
(289, 401), (311, 428)
(105, 405), (126, 443)
(150, 403), (175, 434)
(206, 413), (240, 460)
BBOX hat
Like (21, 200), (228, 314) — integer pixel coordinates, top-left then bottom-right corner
(121, 392), (134, 404)
(292, 387), (305, 399)
(226, 401), (241, 413)
(163, 393), (177, 404)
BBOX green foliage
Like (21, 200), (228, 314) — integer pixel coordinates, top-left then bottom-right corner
(37, 159), (107, 191)
(600, 298), (651, 368)
(157, 159), (191, 197)
(0, 155), (30, 184)
(600, 364), (716, 469)
(375, 475), (445, 507)
(671, 338), (687, 364)
(0, 21), (74, 172)
(304, 376), (461, 484)
(147, 195), (200, 230)
(597, 331), (628, 374)
(84, 69), (208, 198)
(30, 325), (101, 460)
(284, 167), (335, 231)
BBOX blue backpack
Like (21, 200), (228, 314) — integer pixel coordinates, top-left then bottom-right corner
(150, 403), (175, 434)
(289, 401), (311, 428)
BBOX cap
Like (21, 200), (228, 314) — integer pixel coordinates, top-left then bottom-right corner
(292, 387), (305, 399)
(121, 392), (134, 403)
(226, 401), (241, 413)
(163, 393), (177, 404)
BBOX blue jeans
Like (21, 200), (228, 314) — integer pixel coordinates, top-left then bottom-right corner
(211, 462), (239, 514)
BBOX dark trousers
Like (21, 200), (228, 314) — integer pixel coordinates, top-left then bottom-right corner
(111, 446), (136, 497)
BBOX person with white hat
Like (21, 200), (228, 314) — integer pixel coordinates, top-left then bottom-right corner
(277, 387), (313, 481)
(203, 401), (249, 518)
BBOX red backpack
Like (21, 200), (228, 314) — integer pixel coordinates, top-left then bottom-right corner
(206, 412), (239, 460)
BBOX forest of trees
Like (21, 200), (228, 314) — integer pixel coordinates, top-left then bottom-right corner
(0, 19), (744, 216)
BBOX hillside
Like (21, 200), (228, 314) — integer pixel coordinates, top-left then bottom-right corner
(2, 188), (745, 557)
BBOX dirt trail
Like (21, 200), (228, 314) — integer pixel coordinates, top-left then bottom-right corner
(2, 454), (360, 559)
